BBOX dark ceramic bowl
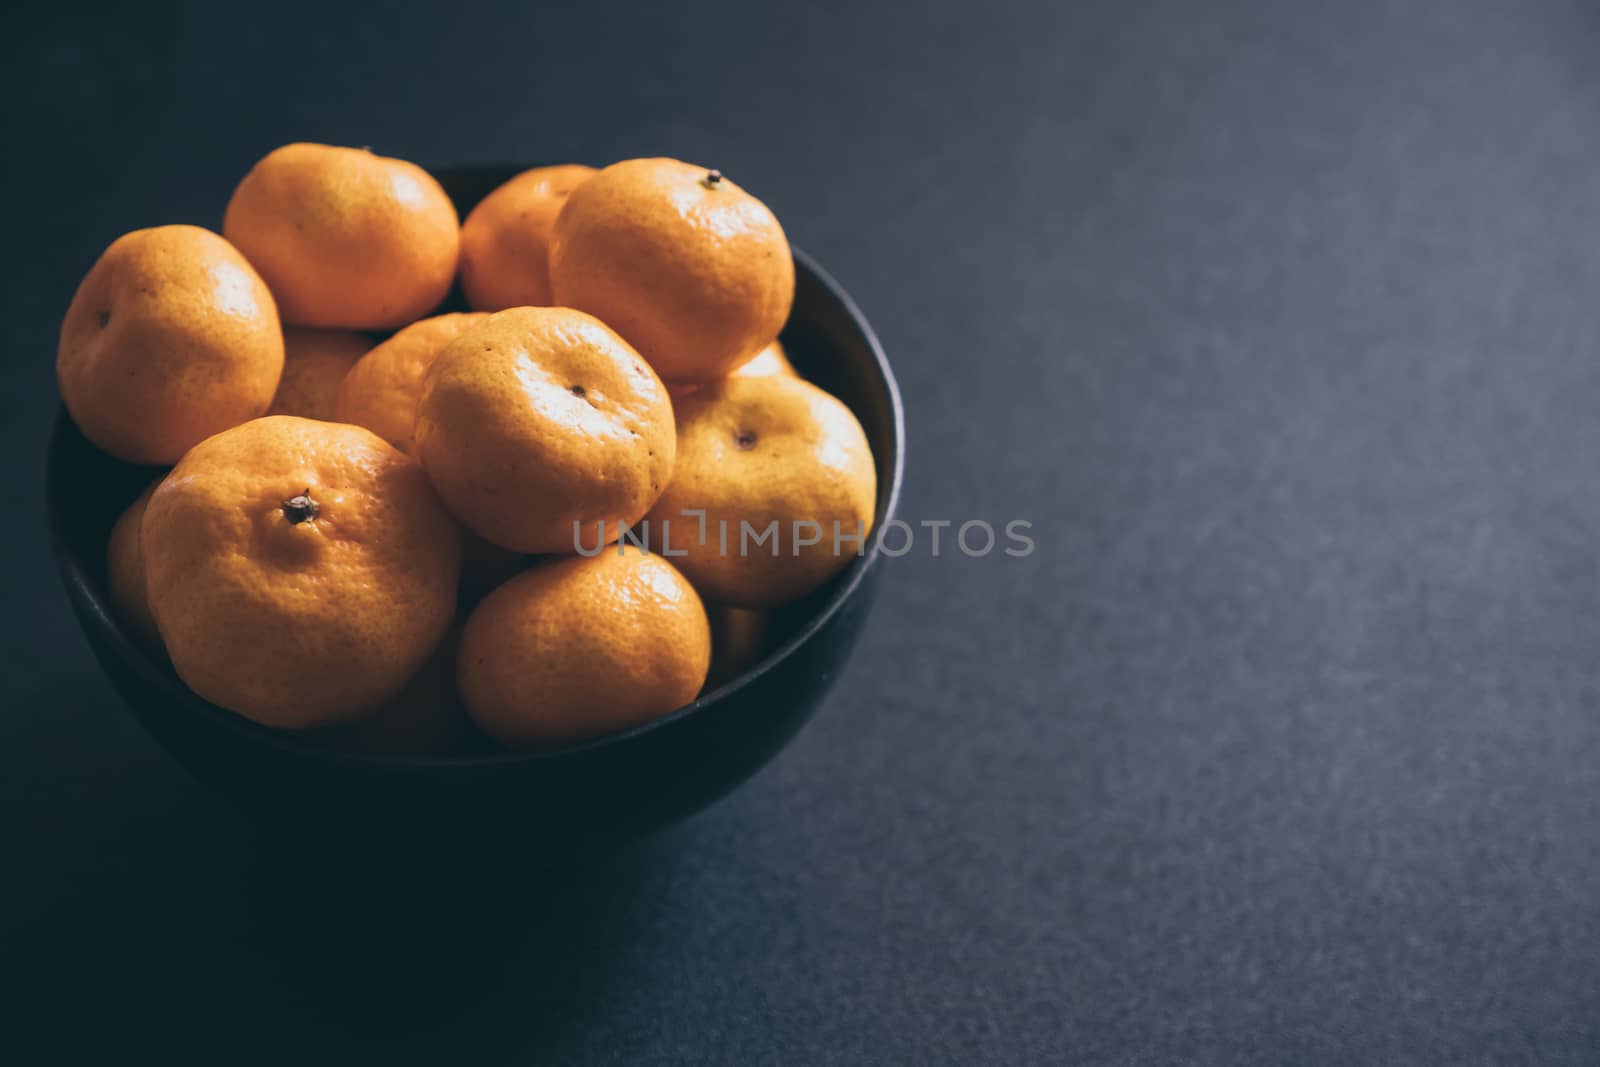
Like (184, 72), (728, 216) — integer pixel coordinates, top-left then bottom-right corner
(46, 165), (904, 859)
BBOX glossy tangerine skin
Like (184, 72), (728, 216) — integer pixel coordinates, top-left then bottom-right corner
(142, 416), (460, 729)
(667, 339), (797, 404)
(647, 375), (876, 608)
(458, 548), (711, 748)
(736, 339), (796, 379)
(414, 307), (676, 555)
(459, 164), (596, 310)
(336, 312), (492, 451)
(549, 157), (794, 384)
(57, 224), (284, 465)
(224, 143), (459, 330)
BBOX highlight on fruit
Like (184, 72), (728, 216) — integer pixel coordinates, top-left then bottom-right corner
(58, 143), (879, 755)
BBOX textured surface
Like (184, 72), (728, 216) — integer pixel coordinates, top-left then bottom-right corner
(5, 0), (1600, 1062)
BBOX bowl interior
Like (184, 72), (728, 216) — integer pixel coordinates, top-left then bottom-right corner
(47, 164), (905, 768)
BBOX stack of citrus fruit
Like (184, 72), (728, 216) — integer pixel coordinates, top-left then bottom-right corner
(59, 144), (877, 753)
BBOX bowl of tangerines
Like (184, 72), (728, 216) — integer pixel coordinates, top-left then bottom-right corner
(46, 144), (903, 855)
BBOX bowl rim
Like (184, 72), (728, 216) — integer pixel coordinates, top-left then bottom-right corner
(48, 244), (905, 770)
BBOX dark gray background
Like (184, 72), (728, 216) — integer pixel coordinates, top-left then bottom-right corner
(5, 0), (1599, 1062)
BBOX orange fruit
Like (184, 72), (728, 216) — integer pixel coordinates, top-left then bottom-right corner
(549, 157), (793, 384)
(223, 143), (459, 330)
(458, 548), (710, 747)
(668, 339), (797, 404)
(106, 481), (163, 653)
(414, 306), (675, 554)
(57, 225), (284, 464)
(646, 375), (876, 607)
(268, 328), (372, 421)
(335, 312), (491, 451)
(736, 339), (796, 379)
(315, 628), (474, 756)
(704, 606), (770, 691)
(141, 416), (460, 729)
(458, 164), (596, 310)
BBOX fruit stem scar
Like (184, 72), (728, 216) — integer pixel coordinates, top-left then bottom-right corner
(282, 490), (319, 525)
(702, 169), (724, 189)
(734, 430), (757, 450)
(569, 384), (586, 398)
(96, 310), (110, 329)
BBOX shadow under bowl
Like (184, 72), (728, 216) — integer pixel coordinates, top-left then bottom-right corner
(46, 164), (905, 860)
